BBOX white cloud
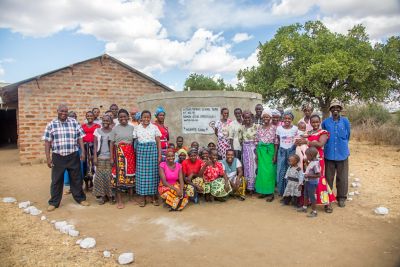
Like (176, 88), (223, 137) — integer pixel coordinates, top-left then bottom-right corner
(271, 0), (317, 16)
(232, 33), (253, 43)
(0, 58), (15, 79)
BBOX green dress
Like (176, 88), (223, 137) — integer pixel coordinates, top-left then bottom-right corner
(255, 125), (278, 194)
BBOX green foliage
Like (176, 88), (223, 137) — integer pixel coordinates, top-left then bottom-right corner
(346, 104), (391, 126)
(184, 73), (235, 91)
(238, 21), (400, 118)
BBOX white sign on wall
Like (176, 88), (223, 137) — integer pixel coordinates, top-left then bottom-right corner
(182, 107), (220, 134)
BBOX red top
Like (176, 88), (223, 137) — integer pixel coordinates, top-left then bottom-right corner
(154, 122), (169, 149)
(201, 161), (224, 182)
(182, 158), (202, 177)
(82, 123), (101, 143)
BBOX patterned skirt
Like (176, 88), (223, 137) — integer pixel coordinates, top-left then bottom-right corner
(136, 142), (159, 195)
(93, 158), (112, 198)
(217, 137), (231, 159)
(229, 175), (246, 198)
(204, 178), (232, 198)
(242, 141), (257, 190)
(111, 143), (135, 190)
(158, 182), (189, 211)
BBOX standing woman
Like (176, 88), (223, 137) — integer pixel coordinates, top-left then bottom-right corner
(93, 115), (113, 204)
(296, 114), (335, 213)
(214, 107), (232, 160)
(134, 110), (162, 207)
(255, 110), (278, 201)
(153, 106), (169, 162)
(109, 109), (136, 209)
(240, 110), (258, 195)
(276, 111), (298, 196)
(298, 104), (314, 132)
(81, 111), (101, 191)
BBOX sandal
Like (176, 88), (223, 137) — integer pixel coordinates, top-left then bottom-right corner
(266, 195), (275, 202)
(325, 205), (333, 213)
(117, 203), (125, 209)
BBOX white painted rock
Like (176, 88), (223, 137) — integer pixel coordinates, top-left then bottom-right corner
(118, 252), (134, 265)
(60, 224), (75, 234)
(354, 191), (360, 195)
(354, 178), (360, 182)
(50, 220), (56, 224)
(18, 201), (31, 209)
(348, 192), (355, 196)
(103, 250), (111, 258)
(347, 197), (353, 201)
(356, 182), (361, 187)
(76, 239), (82, 245)
(54, 221), (68, 230)
(374, 207), (389, 215)
(68, 229), (80, 237)
(41, 216), (47, 221)
(79, 237), (96, 249)
(351, 182), (358, 188)
(23, 206), (42, 216)
(3, 197), (17, 203)
(350, 173), (355, 177)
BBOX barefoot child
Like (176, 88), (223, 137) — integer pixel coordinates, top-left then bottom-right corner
(93, 115), (113, 204)
(297, 147), (320, 217)
(282, 154), (304, 206)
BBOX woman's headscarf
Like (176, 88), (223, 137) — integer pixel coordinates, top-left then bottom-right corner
(271, 109), (281, 117)
(177, 148), (188, 157)
(262, 109), (273, 117)
(155, 106), (166, 117)
(188, 148), (198, 156)
(283, 110), (294, 120)
(134, 112), (141, 121)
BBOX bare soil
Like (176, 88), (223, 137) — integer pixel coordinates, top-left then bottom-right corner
(0, 141), (399, 267)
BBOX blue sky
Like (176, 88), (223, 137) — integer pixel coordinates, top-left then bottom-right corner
(0, 0), (399, 90)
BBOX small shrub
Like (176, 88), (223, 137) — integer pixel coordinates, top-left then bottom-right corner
(347, 104), (391, 126)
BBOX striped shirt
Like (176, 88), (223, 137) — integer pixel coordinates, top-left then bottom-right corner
(42, 118), (85, 156)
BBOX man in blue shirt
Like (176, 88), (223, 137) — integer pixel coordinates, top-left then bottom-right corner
(322, 100), (351, 208)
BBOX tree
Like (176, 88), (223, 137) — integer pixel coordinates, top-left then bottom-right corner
(237, 21), (400, 118)
(184, 73), (234, 91)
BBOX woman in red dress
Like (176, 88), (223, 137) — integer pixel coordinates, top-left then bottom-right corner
(153, 106), (169, 162)
(296, 114), (335, 213)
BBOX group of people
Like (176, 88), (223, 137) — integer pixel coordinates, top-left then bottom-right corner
(44, 100), (350, 217)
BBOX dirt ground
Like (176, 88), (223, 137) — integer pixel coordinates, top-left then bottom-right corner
(0, 141), (399, 267)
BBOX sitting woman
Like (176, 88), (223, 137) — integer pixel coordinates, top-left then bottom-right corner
(175, 148), (188, 163)
(199, 149), (232, 202)
(182, 148), (204, 203)
(158, 149), (189, 211)
(221, 149), (246, 201)
(199, 147), (210, 161)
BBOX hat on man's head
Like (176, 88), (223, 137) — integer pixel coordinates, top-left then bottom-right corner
(329, 99), (343, 110)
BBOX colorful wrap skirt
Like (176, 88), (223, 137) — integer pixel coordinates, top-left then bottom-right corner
(204, 178), (232, 198)
(242, 141), (257, 190)
(229, 175), (246, 198)
(136, 142), (159, 195)
(93, 158), (112, 198)
(158, 182), (189, 211)
(111, 142), (135, 191)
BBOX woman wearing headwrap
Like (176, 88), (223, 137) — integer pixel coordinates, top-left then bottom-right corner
(276, 111), (298, 196)
(176, 148), (188, 164)
(271, 109), (283, 127)
(153, 106), (169, 162)
(214, 107), (232, 160)
(239, 110), (258, 195)
(255, 109), (279, 201)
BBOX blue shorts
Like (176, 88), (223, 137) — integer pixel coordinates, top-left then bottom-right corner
(304, 181), (317, 204)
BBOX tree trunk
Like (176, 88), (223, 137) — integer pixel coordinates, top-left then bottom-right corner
(320, 100), (331, 119)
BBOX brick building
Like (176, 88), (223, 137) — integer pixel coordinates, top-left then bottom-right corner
(0, 54), (172, 164)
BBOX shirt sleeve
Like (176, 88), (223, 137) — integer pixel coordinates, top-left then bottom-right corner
(345, 118), (351, 140)
(76, 123), (86, 139)
(109, 128), (117, 142)
(42, 122), (53, 141)
(132, 126), (137, 139)
(228, 124), (234, 140)
(284, 168), (290, 179)
(313, 162), (321, 174)
(236, 159), (242, 168)
(154, 125), (162, 137)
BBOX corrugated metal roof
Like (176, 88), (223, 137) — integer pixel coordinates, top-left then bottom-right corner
(0, 54), (173, 103)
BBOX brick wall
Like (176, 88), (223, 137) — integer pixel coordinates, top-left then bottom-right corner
(18, 57), (168, 164)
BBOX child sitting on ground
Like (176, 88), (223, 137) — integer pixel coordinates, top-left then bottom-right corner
(282, 154), (304, 206)
(295, 121), (308, 170)
(297, 147), (320, 218)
